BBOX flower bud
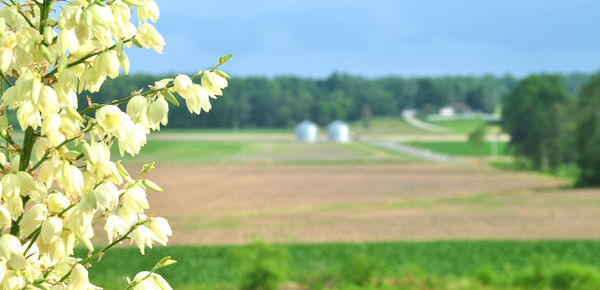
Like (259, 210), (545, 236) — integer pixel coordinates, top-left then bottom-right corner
(143, 179), (163, 192)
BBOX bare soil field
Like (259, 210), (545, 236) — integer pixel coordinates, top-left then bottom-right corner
(107, 162), (600, 245)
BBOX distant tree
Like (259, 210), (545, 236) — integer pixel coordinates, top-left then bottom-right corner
(502, 75), (570, 169)
(576, 73), (600, 186)
(468, 125), (487, 155)
(415, 78), (446, 109)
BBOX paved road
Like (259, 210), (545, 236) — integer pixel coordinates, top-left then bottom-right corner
(367, 140), (467, 163)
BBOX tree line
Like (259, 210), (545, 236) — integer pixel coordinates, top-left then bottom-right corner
(501, 72), (600, 186)
(87, 72), (589, 129)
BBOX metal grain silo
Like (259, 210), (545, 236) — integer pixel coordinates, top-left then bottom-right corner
(327, 120), (350, 143)
(295, 120), (318, 142)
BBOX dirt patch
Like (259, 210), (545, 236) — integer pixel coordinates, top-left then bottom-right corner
(109, 162), (594, 245)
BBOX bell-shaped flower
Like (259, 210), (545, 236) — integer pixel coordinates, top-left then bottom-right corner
(41, 217), (63, 244)
(94, 50), (120, 79)
(132, 225), (156, 255)
(122, 185), (149, 213)
(147, 96), (168, 130)
(183, 85), (212, 115)
(95, 182), (119, 211)
(201, 70), (228, 97)
(2, 273), (25, 290)
(137, 0), (160, 23)
(68, 264), (101, 290)
(149, 217), (171, 246)
(16, 100), (41, 130)
(173, 74), (192, 96)
(104, 215), (129, 242)
(127, 95), (149, 124)
(131, 271), (172, 290)
(0, 234), (22, 260)
(19, 204), (47, 237)
(5, 196), (23, 221)
(39, 156), (61, 189)
(135, 23), (165, 53)
(96, 105), (133, 139)
(0, 204), (10, 229)
(47, 192), (71, 214)
(58, 162), (84, 198)
(37, 85), (60, 116)
(118, 124), (147, 156)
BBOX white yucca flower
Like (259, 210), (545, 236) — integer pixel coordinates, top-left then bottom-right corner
(132, 271), (173, 290)
(0, 0), (230, 287)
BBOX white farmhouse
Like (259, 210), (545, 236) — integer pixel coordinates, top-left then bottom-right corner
(439, 106), (455, 117)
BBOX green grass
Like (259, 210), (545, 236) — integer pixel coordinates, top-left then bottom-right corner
(159, 127), (291, 134)
(351, 117), (436, 135)
(118, 141), (253, 163)
(406, 141), (509, 156)
(82, 240), (600, 289)
(428, 119), (489, 134)
(118, 140), (408, 164)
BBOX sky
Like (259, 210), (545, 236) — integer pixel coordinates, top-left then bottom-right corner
(126, 0), (600, 78)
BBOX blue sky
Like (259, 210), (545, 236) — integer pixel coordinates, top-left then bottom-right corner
(127, 0), (600, 77)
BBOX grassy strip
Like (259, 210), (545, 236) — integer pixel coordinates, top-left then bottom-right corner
(117, 140), (407, 164)
(407, 141), (509, 156)
(81, 240), (600, 289)
(428, 119), (490, 134)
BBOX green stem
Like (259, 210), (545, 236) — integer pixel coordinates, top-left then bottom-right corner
(44, 38), (134, 79)
(39, 0), (54, 33)
(20, 127), (35, 171)
(55, 221), (146, 285)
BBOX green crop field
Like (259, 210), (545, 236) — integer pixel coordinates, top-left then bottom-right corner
(83, 240), (600, 289)
(407, 141), (509, 156)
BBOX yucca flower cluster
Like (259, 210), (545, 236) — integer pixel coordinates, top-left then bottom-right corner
(0, 0), (230, 288)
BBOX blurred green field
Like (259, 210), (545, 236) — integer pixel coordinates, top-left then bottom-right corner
(407, 141), (509, 156)
(83, 240), (600, 289)
(429, 119), (491, 134)
(118, 140), (409, 164)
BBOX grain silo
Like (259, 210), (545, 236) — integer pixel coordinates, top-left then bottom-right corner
(327, 120), (350, 143)
(295, 120), (318, 142)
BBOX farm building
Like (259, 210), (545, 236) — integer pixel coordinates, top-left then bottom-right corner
(439, 106), (456, 117)
(327, 120), (350, 143)
(295, 120), (318, 142)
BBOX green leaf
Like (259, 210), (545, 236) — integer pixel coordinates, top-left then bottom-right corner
(154, 256), (177, 270)
(215, 70), (230, 79)
(162, 90), (179, 107)
(132, 38), (143, 49)
(141, 161), (155, 175)
(218, 54), (233, 66)
(143, 179), (163, 192)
